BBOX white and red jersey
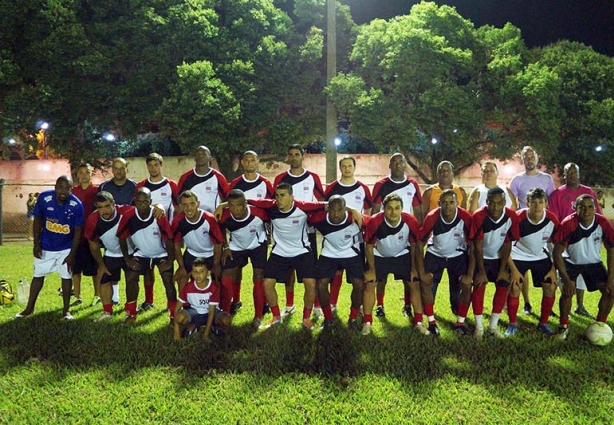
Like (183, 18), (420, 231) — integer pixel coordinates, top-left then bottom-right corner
(249, 199), (325, 257)
(274, 169), (325, 202)
(218, 206), (269, 251)
(85, 205), (135, 257)
(171, 209), (223, 259)
(470, 206), (519, 260)
(178, 168), (229, 213)
(178, 278), (219, 315)
(117, 207), (173, 258)
(512, 209), (559, 261)
(229, 174), (274, 200)
(552, 213), (614, 265)
(372, 176), (422, 214)
(324, 180), (372, 213)
(135, 177), (179, 217)
(420, 207), (471, 259)
(365, 212), (420, 258)
(309, 211), (362, 258)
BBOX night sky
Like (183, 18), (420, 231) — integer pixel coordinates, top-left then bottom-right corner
(348, 0), (614, 57)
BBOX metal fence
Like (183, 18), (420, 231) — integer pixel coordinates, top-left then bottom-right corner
(0, 181), (54, 244)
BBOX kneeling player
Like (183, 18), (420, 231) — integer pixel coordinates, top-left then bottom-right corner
(173, 258), (231, 342)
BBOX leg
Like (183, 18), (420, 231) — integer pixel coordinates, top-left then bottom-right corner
(522, 271), (532, 313)
(361, 281), (376, 334)
(159, 267), (177, 319)
(252, 268), (265, 321)
(60, 278), (72, 315)
(72, 272), (82, 301)
(597, 289), (614, 322)
(264, 278), (278, 312)
(302, 278), (317, 327)
(124, 270), (140, 318)
(173, 309), (191, 341)
(19, 276), (44, 316)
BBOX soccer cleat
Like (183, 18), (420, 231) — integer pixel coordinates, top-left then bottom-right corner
(313, 307), (324, 320)
(262, 317), (281, 329)
(522, 303), (532, 315)
(375, 305), (386, 318)
(230, 301), (243, 315)
(504, 324), (518, 336)
(574, 306), (593, 318)
(302, 318), (314, 330)
(112, 300), (120, 306)
(474, 327), (484, 341)
(138, 302), (155, 312)
(402, 305), (413, 319)
(90, 296), (102, 307)
(428, 323), (441, 336)
(14, 312), (30, 319)
(70, 298), (83, 307)
(281, 305), (296, 317)
(537, 323), (554, 336)
(330, 304), (337, 313)
(262, 303), (271, 316)
(347, 319), (360, 331)
(555, 325), (569, 340)
(414, 322), (430, 336)
(453, 324), (470, 336)
(94, 312), (112, 322)
(320, 319), (334, 331)
(251, 317), (262, 329)
(212, 325), (225, 337)
(361, 322), (372, 335)
(488, 327), (506, 339)
(123, 314), (136, 324)
(62, 312), (75, 321)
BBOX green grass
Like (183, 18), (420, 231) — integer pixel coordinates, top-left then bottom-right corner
(1, 242), (613, 424)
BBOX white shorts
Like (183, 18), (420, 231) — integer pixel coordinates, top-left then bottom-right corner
(34, 249), (72, 280)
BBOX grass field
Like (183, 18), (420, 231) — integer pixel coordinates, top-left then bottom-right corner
(1, 241), (613, 424)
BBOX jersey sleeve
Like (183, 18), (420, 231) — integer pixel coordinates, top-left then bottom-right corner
(204, 212), (224, 244)
(372, 181), (384, 205)
(410, 179), (423, 206)
(402, 213), (420, 243)
(311, 173), (326, 201)
(171, 214), (184, 243)
(248, 198), (276, 210)
(169, 179), (180, 206)
(157, 216), (174, 242)
(419, 210), (438, 242)
(598, 215), (614, 248)
(216, 170), (230, 200)
(84, 212), (100, 242)
(116, 209), (135, 240)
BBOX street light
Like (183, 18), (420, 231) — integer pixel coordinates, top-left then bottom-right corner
(38, 121), (50, 159)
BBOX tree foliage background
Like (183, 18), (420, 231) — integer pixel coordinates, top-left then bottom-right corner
(1, 1), (613, 184)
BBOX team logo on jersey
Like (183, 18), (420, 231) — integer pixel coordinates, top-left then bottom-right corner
(161, 191), (168, 197)
(69, 200), (78, 207)
(398, 233), (405, 241)
(303, 185), (310, 192)
(46, 219), (70, 234)
(44, 195), (53, 202)
(256, 193), (263, 198)
(454, 232), (461, 238)
(293, 220), (299, 224)
(249, 226), (257, 234)
(153, 231), (160, 237)
(205, 186), (212, 191)
(594, 236), (602, 243)
(47, 207), (54, 211)
(500, 232), (507, 238)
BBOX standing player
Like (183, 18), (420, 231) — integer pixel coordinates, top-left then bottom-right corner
(85, 191), (135, 322)
(509, 146), (555, 315)
(507, 188), (559, 336)
(548, 163), (602, 318)
(218, 189), (269, 328)
(420, 161), (467, 214)
(248, 182), (326, 329)
(362, 194), (428, 336)
(117, 188), (176, 324)
(227, 150), (274, 313)
(16, 175), (84, 320)
(466, 161), (517, 213)
(274, 144), (325, 318)
(552, 194), (614, 340)
(466, 187), (519, 340)
(371, 153), (423, 318)
(324, 156), (372, 311)
(177, 145), (229, 213)
(310, 195), (365, 330)
(71, 163), (100, 307)
(417, 189), (472, 334)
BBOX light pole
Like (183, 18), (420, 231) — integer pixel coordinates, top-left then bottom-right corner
(325, 0), (337, 184)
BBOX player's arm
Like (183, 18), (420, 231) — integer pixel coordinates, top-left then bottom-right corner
(364, 243), (376, 284)
(553, 243), (575, 297)
(605, 247), (614, 295)
(414, 240), (432, 287)
(496, 241), (511, 283)
(420, 188), (432, 220)
(173, 240), (188, 284)
(506, 187), (518, 211)
(459, 187), (468, 210)
(346, 206), (364, 228)
(32, 216), (43, 259)
(119, 237), (139, 271)
(213, 202), (228, 221)
(63, 225), (83, 271)
(371, 203), (381, 214)
(89, 240), (111, 278)
(460, 243), (475, 287)
(413, 203), (424, 225)
(202, 304), (216, 342)
(506, 255), (523, 288)
(467, 188), (479, 213)
(473, 239), (487, 287)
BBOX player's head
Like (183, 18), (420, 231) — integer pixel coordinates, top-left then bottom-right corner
(526, 187), (547, 215)
(486, 186), (506, 220)
(178, 190), (200, 220)
(382, 193), (403, 223)
(436, 161), (454, 185)
(275, 182), (293, 210)
(95, 191), (116, 220)
(563, 162), (580, 187)
(480, 161), (499, 183)
(327, 195), (347, 224)
(338, 156), (356, 179)
(438, 189), (458, 218)
(55, 175), (73, 203)
(146, 153), (163, 178)
(135, 187), (152, 215)
(111, 158), (128, 182)
(240, 150), (259, 174)
(389, 153), (406, 179)
(194, 146), (211, 167)
(227, 189), (248, 219)
(287, 144), (304, 169)
(191, 257), (210, 285)
(520, 146), (538, 171)
(75, 162), (93, 185)
(573, 194), (596, 224)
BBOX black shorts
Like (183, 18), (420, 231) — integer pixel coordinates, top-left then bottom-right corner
(132, 256), (173, 275)
(513, 258), (553, 288)
(424, 252), (468, 283)
(563, 261), (607, 292)
(264, 252), (316, 283)
(100, 256), (125, 284)
(73, 239), (98, 276)
(222, 243), (268, 270)
(316, 255), (364, 281)
(183, 251), (213, 273)
(476, 258), (508, 287)
(374, 252), (413, 282)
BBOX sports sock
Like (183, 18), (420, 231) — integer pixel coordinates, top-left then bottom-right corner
(424, 303), (436, 324)
(314, 295), (321, 309)
(597, 315), (608, 323)
(253, 280), (265, 319)
(349, 307), (360, 320)
(507, 295), (520, 324)
(303, 307), (313, 320)
(540, 295), (555, 324)
(103, 303), (112, 314)
(404, 289), (411, 307)
(233, 279), (242, 303)
(329, 273), (343, 305)
(376, 293), (385, 307)
(323, 306), (333, 321)
(220, 277), (234, 313)
(285, 291), (294, 307)
(489, 313), (501, 329)
(112, 284), (120, 303)
(125, 301), (137, 317)
(471, 285), (486, 315)
(457, 302), (470, 320)
(413, 312), (423, 326)
(144, 284), (154, 304)
(475, 314), (483, 330)
(270, 305), (281, 320)
(492, 285), (508, 314)
(364, 314), (373, 324)
(168, 300), (177, 318)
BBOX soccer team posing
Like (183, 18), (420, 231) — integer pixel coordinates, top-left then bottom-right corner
(16, 145), (614, 342)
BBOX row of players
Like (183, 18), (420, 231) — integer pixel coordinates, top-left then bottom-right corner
(15, 144), (614, 341)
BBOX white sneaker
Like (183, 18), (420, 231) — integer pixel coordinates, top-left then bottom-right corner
(94, 312), (112, 322)
(331, 304), (337, 313)
(90, 296), (102, 307)
(474, 327), (484, 341)
(281, 305), (296, 317)
(414, 322), (430, 336)
(313, 307), (323, 320)
(361, 322), (372, 335)
(62, 312), (75, 321)
(488, 327), (506, 339)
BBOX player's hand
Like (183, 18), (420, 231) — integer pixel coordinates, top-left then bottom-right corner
(63, 253), (76, 273)
(420, 272), (434, 287)
(158, 257), (173, 273)
(474, 271), (487, 288)
(364, 269), (376, 284)
(221, 249), (233, 267)
(152, 204), (166, 219)
(459, 274), (473, 288)
(96, 265), (112, 282)
(33, 245), (43, 259)
(126, 257), (140, 272)
(562, 280), (576, 297)
(174, 267), (188, 285)
(509, 270), (523, 287)
(214, 205), (225, 221)
(211, 263), (222, 282)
